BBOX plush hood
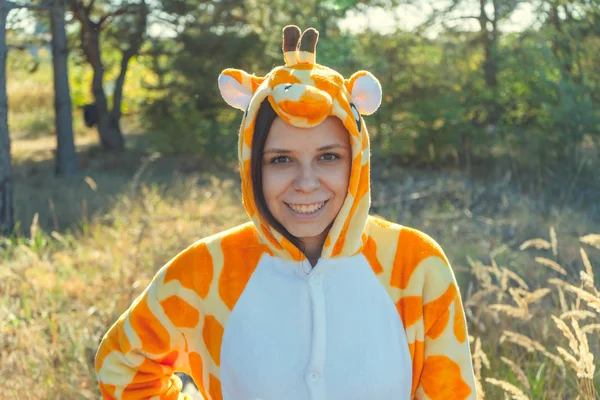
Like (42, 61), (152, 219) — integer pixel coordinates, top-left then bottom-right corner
(218, 25), (382, 262)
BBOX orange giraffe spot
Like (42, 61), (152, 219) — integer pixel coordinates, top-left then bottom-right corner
(361, 129), (369, 150)
(362, 235), (383, 274)
(251, 76), (263, 92)
(390, 228), (448, 290)
(408, 340), (425, 398)
(209, 374), (223, 400)
(278, 87), (331, 123)
(220, 225), (270, 310)
(420, 355), (472, 399)
(396, 296), (422, 328)
(160, 296), (200, 329)
(331, 162), (369, 257)
(426, 308), (450, 340)
(345, 71), (369, 93)
(424, 283), (457, 339)
(189, 352), (210, 399)
(202, 315), (224, 367)
(189, 351), (203, 381)
(280, 235), (304, 261)
(269, 69), (302, 89)
(164, 242), (214, 300)
(129, 293), (171, 355)
(224, 69), (243, 84)
(98, 382), (117, 399)
(311, 71), (343, 98)
(95, 313), (133, 369)
(347, 155), (363, 197)
(222, 69), (264, 93)
(156, 349), (180, 365)
(241, 159), (254, 214)
(453, 295), (467, 343)
(243, 119), (256, 149)
(122, 352), (180, 399)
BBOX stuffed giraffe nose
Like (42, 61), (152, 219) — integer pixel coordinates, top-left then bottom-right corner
(272, 84), (332, 127)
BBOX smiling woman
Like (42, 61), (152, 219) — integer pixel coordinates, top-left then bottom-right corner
(94, 25), (476, 400)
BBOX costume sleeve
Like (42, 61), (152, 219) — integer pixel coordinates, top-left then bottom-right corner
(414, 238), (477, 400)
(95, 242), (211, 399)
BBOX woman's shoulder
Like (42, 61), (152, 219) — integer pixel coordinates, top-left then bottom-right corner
(367, 215), (445, 251)
(187, 221), (263, 250)
(180, 221), (269, 263)
(366, 215), (449, 266)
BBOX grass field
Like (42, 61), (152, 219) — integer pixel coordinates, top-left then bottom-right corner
(1, 59), (599, 399)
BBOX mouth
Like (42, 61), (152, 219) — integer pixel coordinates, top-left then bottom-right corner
(285, 200), (328, 215)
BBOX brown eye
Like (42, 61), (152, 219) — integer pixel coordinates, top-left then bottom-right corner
(270, 156), (291, 164)
(320, 153), (340, 161)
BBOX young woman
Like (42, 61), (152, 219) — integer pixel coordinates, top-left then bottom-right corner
(95, 25), (477, 400)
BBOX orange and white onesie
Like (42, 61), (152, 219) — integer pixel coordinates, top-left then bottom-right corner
(95, 25), (477, 400)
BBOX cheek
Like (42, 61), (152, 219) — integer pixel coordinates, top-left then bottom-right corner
(262, 168), (292, 203)
(324, 162), (351, 197)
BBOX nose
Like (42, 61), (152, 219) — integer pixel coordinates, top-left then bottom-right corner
(292, 163), (320, 192)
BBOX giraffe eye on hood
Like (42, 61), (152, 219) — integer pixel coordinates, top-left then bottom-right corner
(350, 103), (361, 133)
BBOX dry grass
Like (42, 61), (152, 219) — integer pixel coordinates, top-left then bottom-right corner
(465, 227), (600, 399)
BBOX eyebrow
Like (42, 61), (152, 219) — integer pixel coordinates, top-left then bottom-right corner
(263, 144), (348, 154)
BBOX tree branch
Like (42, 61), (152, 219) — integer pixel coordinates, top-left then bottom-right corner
(445, 15), (481, 22)
(97, 4), (135, 27)
(83, 0), (94, 13)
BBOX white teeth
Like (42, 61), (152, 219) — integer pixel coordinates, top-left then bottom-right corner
(287, 201), (326, 214)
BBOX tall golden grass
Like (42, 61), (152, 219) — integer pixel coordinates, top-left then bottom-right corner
(467, 230), (600, 399)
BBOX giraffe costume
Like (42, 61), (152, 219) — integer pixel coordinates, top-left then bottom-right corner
(95, 26), (476, 399)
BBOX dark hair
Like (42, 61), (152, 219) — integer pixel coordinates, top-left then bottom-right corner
(250, 99), (304, 252)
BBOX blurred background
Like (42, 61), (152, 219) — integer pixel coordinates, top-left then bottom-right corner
(0, 0), (598, 398)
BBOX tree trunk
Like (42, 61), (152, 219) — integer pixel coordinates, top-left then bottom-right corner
(109, 49), (134, 133)
(479, 0), (498, 89)
(0, 0), (14, 236)
(80, 20), (124, 150)
(50, 0), (78, 174)
(93, 61), (124, 150)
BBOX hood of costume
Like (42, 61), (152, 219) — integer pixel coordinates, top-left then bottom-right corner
(218, 25), (382, 261)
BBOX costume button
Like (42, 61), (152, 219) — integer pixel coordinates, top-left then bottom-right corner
(311, 273), (322, 284)
(308, 371), (320, 381)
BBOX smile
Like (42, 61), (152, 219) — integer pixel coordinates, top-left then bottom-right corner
(286, 200), (328, 214)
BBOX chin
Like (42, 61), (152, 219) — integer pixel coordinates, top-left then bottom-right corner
(285, 222), (330, 241)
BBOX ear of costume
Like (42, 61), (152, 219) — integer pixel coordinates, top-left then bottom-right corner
(218, 68), (265, 111)
(345, 71), (382, 115)
(218, 25), (382, 262)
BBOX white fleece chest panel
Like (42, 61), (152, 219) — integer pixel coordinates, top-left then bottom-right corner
(220, 254), (413, 400)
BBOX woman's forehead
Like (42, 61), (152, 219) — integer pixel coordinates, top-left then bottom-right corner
(265, 116), (350, 148)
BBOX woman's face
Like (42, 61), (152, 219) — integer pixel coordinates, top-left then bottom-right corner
(261, 116), (352, 243)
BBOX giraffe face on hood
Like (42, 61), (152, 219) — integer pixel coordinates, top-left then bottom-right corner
(262, 116), (351, 249)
